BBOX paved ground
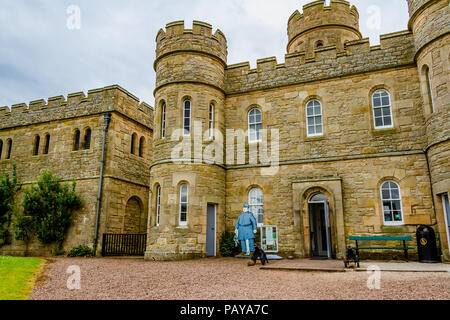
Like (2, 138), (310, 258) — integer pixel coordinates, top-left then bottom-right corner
(30, 257), (450, 300)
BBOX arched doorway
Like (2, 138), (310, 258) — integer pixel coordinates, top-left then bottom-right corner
(308, 193), (332, 258)
(124, 196), (142, 234)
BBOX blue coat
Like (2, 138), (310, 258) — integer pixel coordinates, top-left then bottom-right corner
(235, 212), (258, 241)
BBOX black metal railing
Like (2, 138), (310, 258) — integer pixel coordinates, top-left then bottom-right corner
(102, 233), (147, 256)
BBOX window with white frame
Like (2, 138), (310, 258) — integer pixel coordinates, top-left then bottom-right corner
(161, 102), (166, 139)
(209, 104), (215, 139)
(249, 188), (264, 227)
(381, 181), (404, 225)
(248, 108), (262, 143)
(156, 185), (161, 226)
(372, 90), (393, 129)
(183, 100), (191, 136)
(306, 99), (323, 137)
(179, 184), (188, 226)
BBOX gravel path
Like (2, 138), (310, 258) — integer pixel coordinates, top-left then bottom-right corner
(30, 258), (450, 300)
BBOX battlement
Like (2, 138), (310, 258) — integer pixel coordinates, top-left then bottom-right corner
(0, 85), (154, 130)
(287, 0), (360, 53)
(155, 20), (228, 69)
(226, 30), (415, 94)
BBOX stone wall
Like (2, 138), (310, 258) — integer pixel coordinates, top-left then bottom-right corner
(226, 153), (435, 258)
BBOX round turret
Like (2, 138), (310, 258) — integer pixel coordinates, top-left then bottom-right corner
(408, 0), (450, 260)
(287, 0), (361, 55)
(146, 21), (227, 261)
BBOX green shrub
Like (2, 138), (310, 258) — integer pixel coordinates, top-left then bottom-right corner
(68, 245), (92, 257)
(0, 164), (21, 246)
(219, 230), (240, 257)
(15, 171), (82, 250)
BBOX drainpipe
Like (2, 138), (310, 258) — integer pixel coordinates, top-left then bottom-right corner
(93, 113), (112, 256)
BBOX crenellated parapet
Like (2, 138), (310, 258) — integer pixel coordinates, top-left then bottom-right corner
(0, 85), (153, 130)
(154, 21), (228, 94)
(287, 0), (361, 54)
(226, 30), (415, 94)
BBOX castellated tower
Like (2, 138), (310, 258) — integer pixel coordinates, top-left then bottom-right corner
(287, 0), (361, 56)
(145, 21), (228, 260)
(408, 0), (450, 259)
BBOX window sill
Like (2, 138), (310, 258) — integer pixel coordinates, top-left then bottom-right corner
(304, 135), (325, 142)
(372, 127), (396, 135)
(383, 222), (405, 227)
(176, 225), (189, 230)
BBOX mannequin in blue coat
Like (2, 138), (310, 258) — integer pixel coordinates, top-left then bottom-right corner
(235, 204), (258, 255)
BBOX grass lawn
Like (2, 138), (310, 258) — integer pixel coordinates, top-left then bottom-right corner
(0, 256), (44, 300)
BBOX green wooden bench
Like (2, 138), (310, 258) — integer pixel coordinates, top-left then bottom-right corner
(349, 236), (414, 266)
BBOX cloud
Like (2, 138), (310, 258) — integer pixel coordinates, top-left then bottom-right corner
(0, 0), (410, 108)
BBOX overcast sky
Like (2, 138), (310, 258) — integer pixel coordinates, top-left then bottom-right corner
(0, 0), (410, 108)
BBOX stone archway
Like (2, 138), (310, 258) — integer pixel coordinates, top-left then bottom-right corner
(292, 178), (346, 259)
(124, 196), (143, 234)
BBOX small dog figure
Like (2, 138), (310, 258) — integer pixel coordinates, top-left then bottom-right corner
(248, 246), (269, 266)
(343, 245), (358, 268)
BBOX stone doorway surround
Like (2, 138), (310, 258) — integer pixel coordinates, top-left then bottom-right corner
(292, 176), (346, 259)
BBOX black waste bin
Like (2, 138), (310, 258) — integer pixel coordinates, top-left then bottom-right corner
(416, 225), (439, 263)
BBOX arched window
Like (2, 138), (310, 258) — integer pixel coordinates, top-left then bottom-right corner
(316, 40), (324, 48)
(33, 135), (40, 156)
(209, 103), (215, 139)
(381, 181), (404, 225)
(131, 133), (137, 154)
(248, 108), (262, 143)
(124, 196), (142, 234)
(249, 188), (264, 227)
(161, 102), (166, 139)
(73, 129), (81, 151)
(306, 99), (323, 137)
(0, 139), (3, 160)
(424, 66), (435, 113)
(139, 137), (145, 158)
(183, 100), (191, 136)
(179, 184), (188, 226)
(44, 134), (50, 155)
(372, 90), (393, 129)
(6, 139), (12, 159)
(83, 128), (91, 150)
(156, 185), (161, 227)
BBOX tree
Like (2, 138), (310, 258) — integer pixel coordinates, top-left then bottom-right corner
(0, 164), (21, 246)
(15, 171), (82, 250)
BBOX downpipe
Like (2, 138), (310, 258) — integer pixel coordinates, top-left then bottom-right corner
(93, 113), (112, 256)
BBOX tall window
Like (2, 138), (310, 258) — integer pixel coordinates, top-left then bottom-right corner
(249, 188), (264, 227)
(139, 137), (145, 158)
(209, 104), (215, 139)
(161, 102), (166, 139)
(73, 130), (81, 151)
(33, 135), (40, 156)
(183, 100), (191, 136)
(0, 139), (3, 160)
(381, 181), (404, 225)
(156, 185), (161, 227)
(6, 139), (12, 159)
(306, 99), (323, 137)
(425, 66), (435, 113)
(372, 90), (393, 129)
(83, 128), (91, 150)
(44, 134), (50, 155)
(131, 133), (137, 154)
(179, 184), (188, 226)
(248, 108), (262, 143)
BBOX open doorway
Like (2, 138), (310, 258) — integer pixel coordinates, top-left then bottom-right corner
(309, 193), (332, 258)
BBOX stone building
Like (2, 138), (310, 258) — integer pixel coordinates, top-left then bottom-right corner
(145, 0), (449, 261)
(0, 0), (448, 261)
(0, 86), (153, 256)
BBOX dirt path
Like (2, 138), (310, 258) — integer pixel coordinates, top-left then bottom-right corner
(30, 257), (450, 300)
